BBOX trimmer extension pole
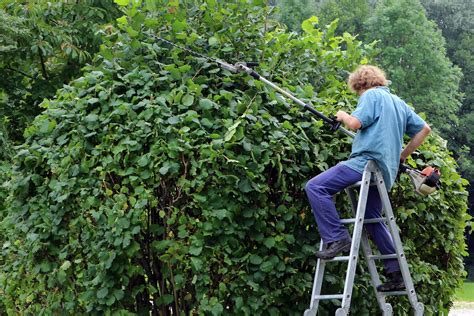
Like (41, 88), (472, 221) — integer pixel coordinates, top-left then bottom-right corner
(152, 35), (354, 137)
(234, 63), (356, 138)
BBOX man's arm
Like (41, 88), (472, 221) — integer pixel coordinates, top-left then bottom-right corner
(400, 124), (431, 161)
(336, 110), (362, 130)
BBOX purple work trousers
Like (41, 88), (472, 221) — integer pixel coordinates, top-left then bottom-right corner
(305, 163), (400, 273)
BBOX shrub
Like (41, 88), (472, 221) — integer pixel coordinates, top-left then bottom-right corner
(0, 1), (468, 315)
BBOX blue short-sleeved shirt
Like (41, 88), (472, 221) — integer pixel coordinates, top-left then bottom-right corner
(341, 86), (426, 190)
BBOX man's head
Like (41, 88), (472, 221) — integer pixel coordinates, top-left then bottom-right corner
(348, 65), (389, 95)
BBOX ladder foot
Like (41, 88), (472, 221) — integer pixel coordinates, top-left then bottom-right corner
(335, 308), (348, 316)
(303, 308), (316, 316)
(414, 302), (424, 316)
(383, 303), (393, 316)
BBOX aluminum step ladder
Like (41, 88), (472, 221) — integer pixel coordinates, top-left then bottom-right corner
(304, 161), (424, 316)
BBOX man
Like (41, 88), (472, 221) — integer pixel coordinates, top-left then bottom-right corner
(304, 65), (431, 291)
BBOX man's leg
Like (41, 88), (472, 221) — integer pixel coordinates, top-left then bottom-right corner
(365, 187), (405, 291)
(364, 187), (400, 273)
(305, 164), (362, 244)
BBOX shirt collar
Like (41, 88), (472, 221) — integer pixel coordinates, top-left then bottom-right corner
(376, 86), (390, 93)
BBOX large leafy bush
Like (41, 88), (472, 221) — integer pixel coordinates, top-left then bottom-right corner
(1, 1), (468, 315)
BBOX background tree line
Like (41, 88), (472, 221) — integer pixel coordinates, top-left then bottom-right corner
(277, 0), (474, 278)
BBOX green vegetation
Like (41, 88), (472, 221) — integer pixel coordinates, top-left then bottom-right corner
(0, 0), (470, 314)
(455, 282), (474, 302)
(365, 0), (463, 135)
(0, 0), (120, 142)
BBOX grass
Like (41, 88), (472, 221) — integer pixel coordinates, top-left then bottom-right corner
(455, 282), (474, 302)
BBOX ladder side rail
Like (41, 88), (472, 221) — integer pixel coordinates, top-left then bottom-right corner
(346, 187), (391, 314)
(339, 167), (372, 313)
(372, 166), (421, 309)
(304, 242), (327, 316)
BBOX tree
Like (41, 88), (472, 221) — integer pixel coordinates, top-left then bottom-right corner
(0, 1), (120, 142)
(0, 0), (468, 315)
(316, 0), (371, 36)
(420, 0), (474, 278)
(364, 0), (463, 136)
(275, 0), (318, 31)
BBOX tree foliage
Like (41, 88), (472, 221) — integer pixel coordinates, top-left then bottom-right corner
(364, 0), (463, 135)
(420, 0), (474, 222)
(275, 0), (318, 32)
(316, 0), (370, 36)
(0, 0), (470, 315)
(0, 0), (120, 142)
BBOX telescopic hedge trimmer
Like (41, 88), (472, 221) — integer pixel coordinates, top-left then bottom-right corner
(153, 35), (441, 196)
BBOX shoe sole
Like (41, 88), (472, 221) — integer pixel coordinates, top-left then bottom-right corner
(317, 243), (352, 260)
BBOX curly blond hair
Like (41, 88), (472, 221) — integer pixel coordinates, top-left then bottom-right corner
(348, 65), (389, 94)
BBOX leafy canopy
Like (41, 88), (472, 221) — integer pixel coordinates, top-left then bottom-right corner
(0, 0), (469, 315)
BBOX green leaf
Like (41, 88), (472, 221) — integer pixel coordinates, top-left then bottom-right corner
(199, 98), (214, 110)
(106, 295), (116, 306)
(60, 260), (71, 270)
(260, 261), (273, 273)
(191, 257), (203, 271)
(249, 254), (263, 265)
(84, 114), (98, 123)
(189, 245), (203, 256)
(263, 237), (275, 248)
(137, 155), (149, 167)
(172, 20), (187, 32)
(167, 116), (180, 125)
(213, 209), (228, 220)
(114, 0), (129, 6)
(126, 27), (139, 37)
(182, 94), (194, 107)
(208, 36), (219, 46)
(301, 16), (319, 34)
(116, 15), (128, 25)
(224, 120), (242, 142)
(97, 287), (109, 299)
(238, 179), (252, 193)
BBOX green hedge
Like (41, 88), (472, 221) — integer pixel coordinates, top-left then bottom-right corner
(0, 1), (469, 315)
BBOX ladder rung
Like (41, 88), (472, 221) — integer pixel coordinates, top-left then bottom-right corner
(325, 256), (350, 262)
(341, 217), (387, 224)
(315, 294), (344, 300)
(380, 290), (408, 296)
(346, 181), (377, 189)
(368, 254), (398, 260)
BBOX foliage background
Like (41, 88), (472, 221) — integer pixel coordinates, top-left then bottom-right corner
(0, 0), (470, 315)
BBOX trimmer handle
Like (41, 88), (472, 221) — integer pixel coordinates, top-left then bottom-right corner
(399, 163), (408, 173)
(329, 116), (341, 132)
(244, 62), (259, 67)
(421, 166), (441, 188)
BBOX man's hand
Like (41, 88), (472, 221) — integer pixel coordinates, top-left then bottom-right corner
(336, 110), (349, 122)
(336, 110), (362, 130)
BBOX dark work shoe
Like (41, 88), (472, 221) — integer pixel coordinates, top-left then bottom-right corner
(315, 238), (352, 260)
(377, 271), (406, 292)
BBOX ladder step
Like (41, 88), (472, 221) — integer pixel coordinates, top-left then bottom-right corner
(368, 254), (398, 260)
(325, 256), (350, 262)
(380, 290), (409, 296)
(346, 180), (377, 189)
(315, 294), (344, 300)
(341, 217), (387, 224)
